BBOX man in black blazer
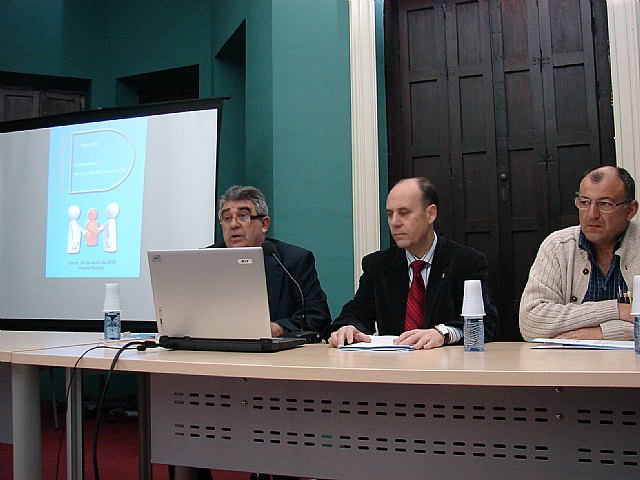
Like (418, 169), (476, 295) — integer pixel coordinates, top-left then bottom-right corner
(191, 185), (330, 480)
(326, 177), (496, 348)
(211, 185), (331, 337)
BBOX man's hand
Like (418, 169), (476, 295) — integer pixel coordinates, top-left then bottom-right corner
(328, 326), (370, 348)
(618, 302), (634, 322)
(270, 322), (285, 337)
(555, 326), (603, 340)
(395, 329), (445, 349)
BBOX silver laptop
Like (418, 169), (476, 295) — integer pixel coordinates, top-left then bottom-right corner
(147, 247), (304, 352)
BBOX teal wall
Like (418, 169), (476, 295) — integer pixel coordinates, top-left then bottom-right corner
(0, 0), (369, 317)
(270, 1), (353, 294)
(0, 1), (67, 73)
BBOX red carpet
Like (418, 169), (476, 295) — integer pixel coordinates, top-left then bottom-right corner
(0, 401), (250, 480)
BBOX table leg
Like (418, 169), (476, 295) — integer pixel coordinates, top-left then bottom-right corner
(11, 364), (41, 480)
(138, 372), (152, 480)
(66, 367), (83, 480)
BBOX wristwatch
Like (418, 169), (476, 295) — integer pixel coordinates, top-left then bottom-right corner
(434, 324), (450, 345)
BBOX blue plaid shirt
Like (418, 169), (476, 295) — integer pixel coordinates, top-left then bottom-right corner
(578, 229), (628, 303)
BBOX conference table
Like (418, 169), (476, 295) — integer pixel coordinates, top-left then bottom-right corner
(6, 336), (640, 479)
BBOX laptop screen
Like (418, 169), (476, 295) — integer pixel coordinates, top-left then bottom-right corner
(147, 247), (272, 339)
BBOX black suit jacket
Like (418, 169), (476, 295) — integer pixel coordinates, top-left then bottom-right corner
(324, 236), (497, 342)
(209, 238), (331, 334)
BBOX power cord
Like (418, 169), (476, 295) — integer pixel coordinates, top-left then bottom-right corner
(136, 340), (161, 352)
(92, 340), (160, 480)
(55, 344), (116, 480)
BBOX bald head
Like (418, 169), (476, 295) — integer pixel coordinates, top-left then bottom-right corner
(583, 166), (635, 201)
(578, 166), (638, 250)
(386, 177), (438, 257)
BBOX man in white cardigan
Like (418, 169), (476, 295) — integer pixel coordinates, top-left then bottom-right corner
(520, 166), (639, 341)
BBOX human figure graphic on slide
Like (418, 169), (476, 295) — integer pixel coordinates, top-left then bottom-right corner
(67, 205), (87, 254)
(84, 208), (100, 246)
(98, 202), (120, 253)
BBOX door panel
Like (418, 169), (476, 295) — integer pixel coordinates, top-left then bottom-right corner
(386, 0), (615, 340)
(0, 86), (84, 122)
(445, 0), (499, 265)
(400, 3), (454, 231)
(41, 91), (84, 117)
(0, 88), (40, 121)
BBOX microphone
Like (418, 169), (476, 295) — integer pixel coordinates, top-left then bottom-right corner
(262, 241), (321, 343)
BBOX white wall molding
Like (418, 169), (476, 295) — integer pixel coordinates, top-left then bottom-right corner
(349, 0), (380, 291)
(607, 0), (640, 179)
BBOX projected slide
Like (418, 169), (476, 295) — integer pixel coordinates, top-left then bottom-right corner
(45, 117), (148, 278)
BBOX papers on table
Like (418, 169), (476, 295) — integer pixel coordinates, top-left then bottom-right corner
(338, 335), (415, 351)
(529, 338), (635, 350)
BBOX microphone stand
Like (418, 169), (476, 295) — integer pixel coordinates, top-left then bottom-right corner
(263, 241), (321, 343)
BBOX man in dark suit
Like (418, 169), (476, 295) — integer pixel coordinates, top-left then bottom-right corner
(188, 185), (330, 480)
(210, 185), (331, 337)
(326, 177), (496, 348)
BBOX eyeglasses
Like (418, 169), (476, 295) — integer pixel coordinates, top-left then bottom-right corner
(219, 213), (265, 225)
(574, 194), (631, 213)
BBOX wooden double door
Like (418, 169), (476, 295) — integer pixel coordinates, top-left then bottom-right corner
(0, 86), (84, 121)
(385, 0), (615, 340)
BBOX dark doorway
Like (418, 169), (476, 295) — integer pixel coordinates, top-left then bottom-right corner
(117, 65), (200, 105)
(385, 0), (615, 340)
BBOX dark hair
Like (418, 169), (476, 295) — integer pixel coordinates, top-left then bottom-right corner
(218, 185), (269, 218)
(584, 166), (635, 200)
(396, 177), (439, 209)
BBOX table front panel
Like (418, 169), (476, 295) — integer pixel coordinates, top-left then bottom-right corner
(150, 374), (640, 479)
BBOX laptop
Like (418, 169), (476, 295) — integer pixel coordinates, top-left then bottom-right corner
(147, 247), (305, 352)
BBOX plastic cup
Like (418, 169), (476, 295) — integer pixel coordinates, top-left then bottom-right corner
(461, 280), (485, 317)
(103, 283), (121, 312)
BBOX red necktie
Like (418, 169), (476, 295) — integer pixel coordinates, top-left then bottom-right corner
(404, 260), (427, 331)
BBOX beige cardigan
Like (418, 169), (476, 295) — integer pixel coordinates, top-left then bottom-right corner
(519, 220), (639, 341)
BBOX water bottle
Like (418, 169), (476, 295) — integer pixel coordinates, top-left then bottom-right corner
(104, 311), (121, 340)
(635, 316), (640, 355)
(103, 283), (122, 340)
(464, 316), (484, 352)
